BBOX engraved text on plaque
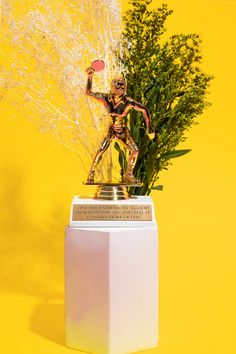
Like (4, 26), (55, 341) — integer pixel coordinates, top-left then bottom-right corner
(72, 204), (152, 221)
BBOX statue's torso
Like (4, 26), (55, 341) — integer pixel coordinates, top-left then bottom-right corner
(103, 95), (132, 127)
(104, 95), (129, 113)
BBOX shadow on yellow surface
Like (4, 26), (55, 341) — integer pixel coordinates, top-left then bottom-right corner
(0, 161), (65, 298)
(31, 300), (65, 346)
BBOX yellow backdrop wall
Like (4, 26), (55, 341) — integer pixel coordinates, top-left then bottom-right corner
(0, 1), (236, 353)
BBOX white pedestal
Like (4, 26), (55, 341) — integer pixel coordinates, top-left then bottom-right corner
(65, 196), (158, 354)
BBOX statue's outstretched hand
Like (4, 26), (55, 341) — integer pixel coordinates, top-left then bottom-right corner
(146, 126), (155, 140)
(86, 66), (95, 76)
(148, 132), (155, 140)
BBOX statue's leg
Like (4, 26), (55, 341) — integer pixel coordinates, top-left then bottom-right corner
(87, 135), (111, 183)
(118, 131), (140, 183)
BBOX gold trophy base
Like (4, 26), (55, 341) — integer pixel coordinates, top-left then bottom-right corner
(95, 185), (130, 200)
(85, 182), (142, 200)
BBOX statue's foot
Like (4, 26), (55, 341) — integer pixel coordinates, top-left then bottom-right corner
(86, 177), (94, 183)
(123, 174), (141, 184)
(86, 172), (95, 184)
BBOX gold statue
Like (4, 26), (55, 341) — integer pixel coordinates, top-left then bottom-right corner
(86, 61), (155, 184)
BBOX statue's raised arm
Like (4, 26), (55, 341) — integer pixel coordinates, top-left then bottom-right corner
(86, 66), (108, 104)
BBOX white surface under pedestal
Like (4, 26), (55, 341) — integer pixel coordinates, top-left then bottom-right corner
(65, 196), (158, 354)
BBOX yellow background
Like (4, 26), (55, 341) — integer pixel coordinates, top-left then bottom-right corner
(1, 0), (236, 353)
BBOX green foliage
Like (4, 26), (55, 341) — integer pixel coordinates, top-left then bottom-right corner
(152, 185), (164, 191)
(161, 149), (192, 160)
(117, 0), (213, 195)
(114, 141), (127, 176)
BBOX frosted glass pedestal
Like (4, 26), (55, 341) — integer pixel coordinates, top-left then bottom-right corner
(65, 196), (158, 354)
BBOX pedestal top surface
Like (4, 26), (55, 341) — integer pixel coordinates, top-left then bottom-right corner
(73, 195), (153, 205)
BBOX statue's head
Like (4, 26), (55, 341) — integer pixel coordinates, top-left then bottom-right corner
(110, 77), (127, 96)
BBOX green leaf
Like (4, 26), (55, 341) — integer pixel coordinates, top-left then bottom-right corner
(152, 185), (164, 191)
(149, 141), (158, 153)
(161, 149), (191, 160)
(114, 142), (127, 174)
(114, 141), (122, 153)
(147, 85), (160, 112)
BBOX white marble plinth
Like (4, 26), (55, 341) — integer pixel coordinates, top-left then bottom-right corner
(65, 196), (158, 354)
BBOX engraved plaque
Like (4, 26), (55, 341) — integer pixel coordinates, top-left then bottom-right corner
(72, 204), (152, 221)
